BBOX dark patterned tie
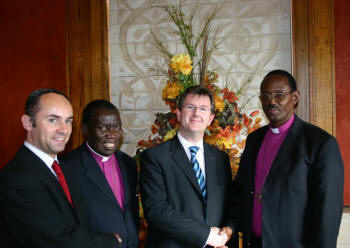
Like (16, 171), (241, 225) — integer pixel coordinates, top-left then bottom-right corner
(189, 146), (207, 203)
(52, 161), (74, 206)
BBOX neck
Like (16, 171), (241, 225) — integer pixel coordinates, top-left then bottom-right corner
(178, 129), (203, 144)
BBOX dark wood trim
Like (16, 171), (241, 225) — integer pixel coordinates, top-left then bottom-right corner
(65, 0), (110, 150)
(292, 0), (335, 135)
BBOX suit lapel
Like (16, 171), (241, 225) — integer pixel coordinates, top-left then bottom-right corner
(20, 146), (74, 208)
(170, 137), (203, 196)
(203, 143), (216, 206)
(80, 145), (121, 209)
(115, 151), (129, 208)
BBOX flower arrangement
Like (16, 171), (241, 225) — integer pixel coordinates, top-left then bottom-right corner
(137, 1), (262, 176)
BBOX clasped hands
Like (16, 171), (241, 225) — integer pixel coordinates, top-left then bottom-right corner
(207, 226), (233, 248)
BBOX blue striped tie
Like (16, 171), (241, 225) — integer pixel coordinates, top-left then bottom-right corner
(189, 146), (207, 203)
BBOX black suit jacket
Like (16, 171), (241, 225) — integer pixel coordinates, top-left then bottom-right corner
(61, 144), (139, 248)
(231, 115), (344, 248)
(0, 145), (117, 248)
(140, 135), (233, 248)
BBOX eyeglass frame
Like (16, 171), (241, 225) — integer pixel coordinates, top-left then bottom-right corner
(259, 90), (295, 102)
(182, 104), (212, 113)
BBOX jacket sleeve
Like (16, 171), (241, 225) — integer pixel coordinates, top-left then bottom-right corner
(308, 136), (344, 248)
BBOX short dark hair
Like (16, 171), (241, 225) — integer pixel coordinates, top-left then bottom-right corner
(25, 88), (70, 125)
(82, 99), (119, 125)
(178, 86), (215, 113)
(260, 69), (297, 92)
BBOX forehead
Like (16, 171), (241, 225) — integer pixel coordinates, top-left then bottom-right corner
(37, 93), (73, 116)
(261, 74), (291, 92)
(93, 108), (120, 123)
(183, 93), (211, 105)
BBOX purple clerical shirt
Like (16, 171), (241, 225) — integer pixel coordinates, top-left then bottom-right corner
(252, 114), (295, 237)
(87, 143), (125, 210)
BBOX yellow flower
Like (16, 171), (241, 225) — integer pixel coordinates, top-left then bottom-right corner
(216, 137), (235, 150)
(170, 54), (193, 75)
(162, 81), (183, 99)
(214, 95), (225, 112)
(164, 129), (177, 141)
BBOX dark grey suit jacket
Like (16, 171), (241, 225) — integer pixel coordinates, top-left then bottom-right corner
(61, 144), (139, 248)
(0, 145), (118, 248)
(140, 135), (233, 248)
(231, 115), (344, 248)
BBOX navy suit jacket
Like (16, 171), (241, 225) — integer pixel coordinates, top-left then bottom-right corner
(140, 136), (233, 248)
(231, 115), (344, 248)
(0, 145), (118, 248)
(61, 144), (139, 248)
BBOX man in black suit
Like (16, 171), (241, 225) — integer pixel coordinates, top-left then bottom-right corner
(0, 89), (120, 247)
(140, 86), (233, 248)
(231, 70), (344, 247)
(61, 100), (139, 248)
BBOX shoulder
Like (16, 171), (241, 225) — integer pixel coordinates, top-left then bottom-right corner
(141, 138), (173, 157)
(204, 142), (227, 157)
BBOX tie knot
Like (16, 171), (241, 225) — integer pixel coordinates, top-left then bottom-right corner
(189, 146), (199, 155)
(52, 161), (60, 171)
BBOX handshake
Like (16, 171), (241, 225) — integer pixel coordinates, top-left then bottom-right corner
(207, 226), (233, 248)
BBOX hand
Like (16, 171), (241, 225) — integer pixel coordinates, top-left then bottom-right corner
(213, 226), (233, 248)
(113, 233), (122, 243)
(207, 227), (229, 247)
(219, 226), (233, 242)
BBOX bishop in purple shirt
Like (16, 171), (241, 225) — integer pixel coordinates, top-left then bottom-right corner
(231, 70), (344, 248)
(61, 100), (139, 248)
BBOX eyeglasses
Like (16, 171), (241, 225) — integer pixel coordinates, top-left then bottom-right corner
(260, 91), (294, 102)
(183, 104), (211, 113)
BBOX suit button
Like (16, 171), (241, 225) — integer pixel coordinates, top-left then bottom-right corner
(250, 191), (254, 194)
(247, 241), (251, 246)
(124, 215), (128, 221)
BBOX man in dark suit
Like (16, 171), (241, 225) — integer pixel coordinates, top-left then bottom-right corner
(61, 100), (139, 248)
(231, 70), (344, 247)
(140, 86), (233, 248)
(0, 89), (120, 247)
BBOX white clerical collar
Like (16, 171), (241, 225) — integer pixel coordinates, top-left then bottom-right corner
(270, 127), (280, 134)
(177, 131), (204, 151)
(86, 142), (110, 162)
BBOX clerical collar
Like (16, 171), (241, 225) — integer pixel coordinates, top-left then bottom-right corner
(269, 114), (295, 134)
(86, 142), (110, 162)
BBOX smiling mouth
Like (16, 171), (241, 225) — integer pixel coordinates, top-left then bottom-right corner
(103, 143), (115, 149)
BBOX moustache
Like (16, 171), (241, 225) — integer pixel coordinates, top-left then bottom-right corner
(267, 104), (279, 111)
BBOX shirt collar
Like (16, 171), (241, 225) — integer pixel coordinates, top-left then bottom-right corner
(24, 141), (57, 166)
(86, 142), (110, 162)
(177, 132), (204, 151)
(269, 114), (295, 134)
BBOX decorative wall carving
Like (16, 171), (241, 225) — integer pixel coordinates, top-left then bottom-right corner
(109, 0), (291, 156)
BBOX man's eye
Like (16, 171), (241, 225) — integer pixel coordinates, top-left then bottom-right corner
(275, 93), (284, 99)
(186, 105), (195, 110)
(66, 119), (73, 124)
(199, 107), (209, 112)
(48, 119), (56, 123)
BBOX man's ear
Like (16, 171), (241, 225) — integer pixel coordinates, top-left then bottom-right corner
(21, 114), (32, 131)
(176, 108), (181, 122)
(292, 90), (300, 106)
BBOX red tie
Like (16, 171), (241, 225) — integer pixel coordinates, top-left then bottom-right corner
(52, 161), (74, 206)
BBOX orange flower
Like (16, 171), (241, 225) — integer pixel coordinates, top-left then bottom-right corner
(222, 88), (238, 102)
(214, 95), (225, 112)
(250, 110), (259, 117)
(243, 113), (252, 126)
(162, 81), (183, 100)
(151, 125), (158, 134)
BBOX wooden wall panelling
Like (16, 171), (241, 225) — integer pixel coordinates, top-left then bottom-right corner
(65, 0), (110, 150)
(292, 0), (335, 135)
